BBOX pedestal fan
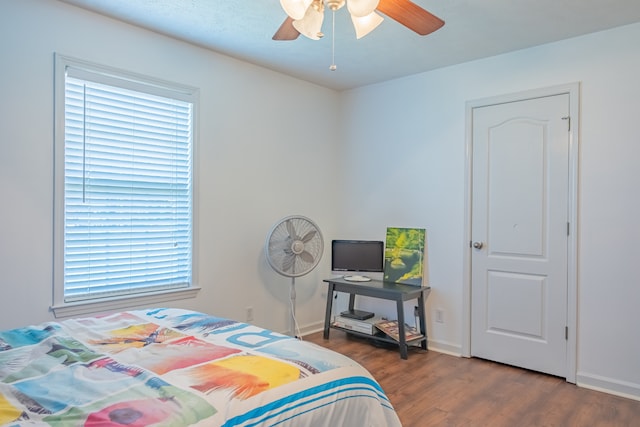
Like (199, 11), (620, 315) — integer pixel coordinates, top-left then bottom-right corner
(265, 215), (324, 337)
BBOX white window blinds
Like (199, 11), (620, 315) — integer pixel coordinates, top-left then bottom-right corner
(63, 68), (193, 302)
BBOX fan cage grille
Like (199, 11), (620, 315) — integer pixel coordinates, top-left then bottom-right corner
(266, 216), (323, 278)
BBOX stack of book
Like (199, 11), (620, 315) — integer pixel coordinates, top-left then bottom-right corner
(374, 320), (422, 342)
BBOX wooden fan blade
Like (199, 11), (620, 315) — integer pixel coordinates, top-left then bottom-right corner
(272, 16), (300, 40)
(376, 0), (444, 36)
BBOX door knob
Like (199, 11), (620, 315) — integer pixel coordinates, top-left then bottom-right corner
(472, 241), (484, 249)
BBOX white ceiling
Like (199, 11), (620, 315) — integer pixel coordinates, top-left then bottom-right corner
(58, 0), (640, 91)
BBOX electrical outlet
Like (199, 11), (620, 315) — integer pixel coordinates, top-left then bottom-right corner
(435, 309), (444, 324)
(246, 306), (254, 322)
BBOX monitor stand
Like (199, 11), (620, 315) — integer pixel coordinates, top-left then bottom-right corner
(343, 275), (371, 282)
(340, 309), (374, 320)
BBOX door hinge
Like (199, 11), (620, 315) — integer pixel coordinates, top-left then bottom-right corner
(565, 326), (569, 340)
(562, 116), (571, 131)
(567, 222), (570, 236)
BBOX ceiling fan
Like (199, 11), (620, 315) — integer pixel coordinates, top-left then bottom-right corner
(273, 0), (444, 41)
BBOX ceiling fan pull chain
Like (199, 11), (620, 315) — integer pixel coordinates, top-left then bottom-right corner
(330, 9), (337, 71)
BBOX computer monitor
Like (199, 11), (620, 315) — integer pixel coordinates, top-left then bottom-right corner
(330, 240), (384, 274)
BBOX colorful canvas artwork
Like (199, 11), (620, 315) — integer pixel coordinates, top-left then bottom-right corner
(383, 227), (427, 286)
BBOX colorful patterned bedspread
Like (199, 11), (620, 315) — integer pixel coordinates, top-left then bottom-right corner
(0, 308), (401, 426)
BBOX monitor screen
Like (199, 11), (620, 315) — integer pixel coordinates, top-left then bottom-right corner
(331, 240), (384, 273)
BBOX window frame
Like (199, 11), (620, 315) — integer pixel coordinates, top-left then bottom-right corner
(52, 53), (200, 318)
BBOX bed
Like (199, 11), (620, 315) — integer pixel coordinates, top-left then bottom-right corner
(0, 308), (401, 426)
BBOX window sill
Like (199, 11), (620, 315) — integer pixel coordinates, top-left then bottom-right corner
(50, 286), (201, 319)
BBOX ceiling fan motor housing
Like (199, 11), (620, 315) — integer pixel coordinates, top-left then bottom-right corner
(326, 0), (345, 11)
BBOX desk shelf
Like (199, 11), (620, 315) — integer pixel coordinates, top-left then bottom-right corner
(330, 324), (427, 347)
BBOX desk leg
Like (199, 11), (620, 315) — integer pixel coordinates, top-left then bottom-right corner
(417, 291), (427, 350)
(323, 283), (335, 339)
(396, 299), (408, 359)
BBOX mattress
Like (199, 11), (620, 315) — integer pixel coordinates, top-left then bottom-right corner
(0, 308), (401, 426)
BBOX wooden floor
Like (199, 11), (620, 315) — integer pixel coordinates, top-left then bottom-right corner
(305, 330), (640, 427)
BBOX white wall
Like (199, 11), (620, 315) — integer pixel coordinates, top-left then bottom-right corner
(1, 0), (639, 402)
(338, 23), (640, 398)
(0, 0), (341, 334)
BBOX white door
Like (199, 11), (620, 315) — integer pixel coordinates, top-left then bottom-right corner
(470, 94), (569, 377)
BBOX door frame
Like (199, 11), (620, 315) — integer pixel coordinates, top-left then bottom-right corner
(462, 83), (580, 383)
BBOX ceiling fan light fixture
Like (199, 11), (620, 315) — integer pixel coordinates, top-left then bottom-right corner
(347, 0), (380, 17)
(351, 11), (384, 39)
(280, 0), (313, 20)
(292, 2), (325, 40)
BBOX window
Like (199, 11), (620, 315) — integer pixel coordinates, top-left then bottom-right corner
(53, 55), (199, 316)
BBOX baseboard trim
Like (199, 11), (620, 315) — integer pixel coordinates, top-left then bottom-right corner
(427, 339), (462, 357)
(577, 372), (640, 401)
(297, 321), (325, 337)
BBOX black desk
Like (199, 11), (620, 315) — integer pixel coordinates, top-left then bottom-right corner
(323, 277), (430, 359)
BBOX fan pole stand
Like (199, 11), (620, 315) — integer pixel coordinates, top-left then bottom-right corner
(290, 277), (298, 338)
